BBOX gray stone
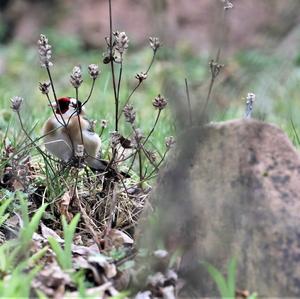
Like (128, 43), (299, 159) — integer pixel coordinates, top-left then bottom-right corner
(142, 119), (300, 297)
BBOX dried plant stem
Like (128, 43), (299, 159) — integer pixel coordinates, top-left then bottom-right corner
(185, 78), (193, 126)
(144, 149), (168, 180)
(81, 78), (96, 107)
(45, 94), (64, 126)
(16, 111), (55, 173)
(118, 51), (157, 120)
(107, 183), (117, 229)
(202, 76), (215, 116)
(145, 50), (157, 74)
(126, 151), (137, 175)
(75, 87), (85, 146)
(138, 147), (143, 184)
(108, 0), (119, 132)
(141, 145), (158, 172)
(131, 126), (144, 184)
(201, 8), (227, 117)
(73, 184), (101, 244)
(118, 82), (141, 120)
(143, 109), (161, 145)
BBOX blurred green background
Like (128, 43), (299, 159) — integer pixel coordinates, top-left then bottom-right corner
(1, 0), (300, 147)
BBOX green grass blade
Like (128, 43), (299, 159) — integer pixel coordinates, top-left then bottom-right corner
(227, 257), (237, 298)
(202, 261), (230, 298)
(48, 237), (68, 269)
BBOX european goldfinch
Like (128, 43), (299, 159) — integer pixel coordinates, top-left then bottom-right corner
(43, 97), (106, 171)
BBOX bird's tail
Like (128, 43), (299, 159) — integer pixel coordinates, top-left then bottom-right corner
(86, 156), (130, 179)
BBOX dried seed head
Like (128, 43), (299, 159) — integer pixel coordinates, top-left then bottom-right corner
(123, 104), (136, 124)
(152, 94), (168, 110)
(165, 136), (176, 149)
(88, 64), (100, 79)
(221, 0), (234, 10)
(149, 37), (160, 52)
(114, 31), (129, 54)
(110, 131), (121, 148)
(135, 72), (148, 83)
(146, 150), (157, 164)
(38, 34), (53, 67)
(134, 128), (144, 144)
(10, 96), (24, 112)
(101, 119), (108, 128)
(90, 120), (97, 132)
(209, 59), (224, 79)
(70, 66), (83, 88)
(39, 82), (51, 94)
(244, 92), (256, 119)
(154, 249), (168, 259)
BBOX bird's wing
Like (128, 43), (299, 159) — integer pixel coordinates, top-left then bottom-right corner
(82, 116), (96, 133)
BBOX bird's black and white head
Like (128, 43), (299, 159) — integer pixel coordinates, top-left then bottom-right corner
(52, 97), (84, 116)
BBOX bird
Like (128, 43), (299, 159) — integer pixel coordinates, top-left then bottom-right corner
(43, 97), (107, 171)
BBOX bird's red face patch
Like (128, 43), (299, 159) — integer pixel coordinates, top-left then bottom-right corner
(56, 97), (71, 114)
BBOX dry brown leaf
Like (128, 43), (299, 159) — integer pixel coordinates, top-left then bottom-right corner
(106, 229), (134, 248)
(57, 191), (73, 221)
(31, 262), (73, 297)
(41, 222), (64, 243)
(67, 282), (113, 298)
